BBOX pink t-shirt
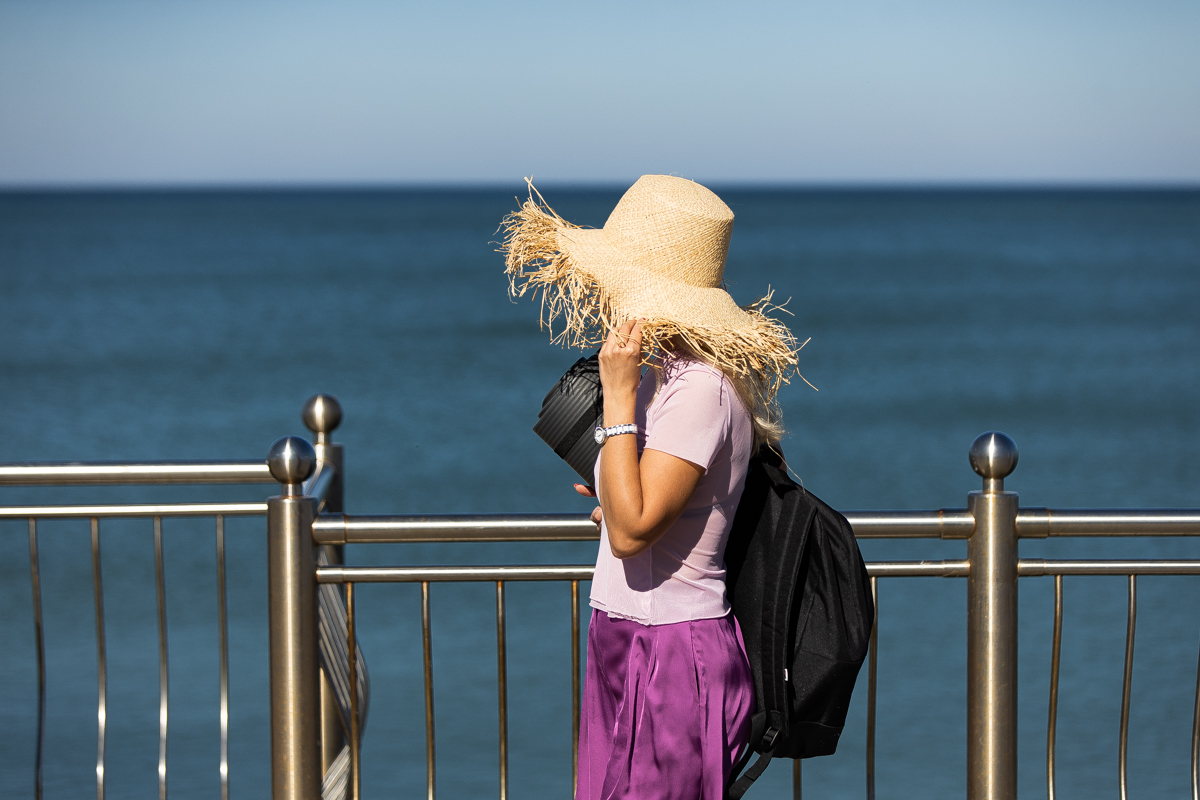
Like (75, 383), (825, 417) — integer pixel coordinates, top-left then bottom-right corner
(590, 358), (754, 626)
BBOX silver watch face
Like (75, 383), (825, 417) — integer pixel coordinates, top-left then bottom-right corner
(593, 426), (606, 445)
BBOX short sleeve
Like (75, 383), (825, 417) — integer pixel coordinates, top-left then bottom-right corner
(643, 366), (731, 472)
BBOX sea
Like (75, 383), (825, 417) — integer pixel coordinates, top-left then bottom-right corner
(1, 187), (1198, 799)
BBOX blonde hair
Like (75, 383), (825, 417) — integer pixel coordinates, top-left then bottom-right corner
(652, 339), (785, 453)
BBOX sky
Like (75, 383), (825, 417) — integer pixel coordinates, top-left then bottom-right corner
(0, 0), (1197, 187)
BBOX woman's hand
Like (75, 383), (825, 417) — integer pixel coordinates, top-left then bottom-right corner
(598, 319), (643, 426)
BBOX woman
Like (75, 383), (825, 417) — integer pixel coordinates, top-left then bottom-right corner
(501, 175), (800, 800)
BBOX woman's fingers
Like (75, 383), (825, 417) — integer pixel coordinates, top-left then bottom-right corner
(574, 483), (597, 497)
(601, 324), (622, 356)
(606, 318), (642, 351)
(590, 506), (603, 527)
(620, 319), (641, 350)
(627, 320), (642, 350)
(605, 321), (631, 348)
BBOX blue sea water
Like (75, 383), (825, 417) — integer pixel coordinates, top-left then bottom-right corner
(0, 187), (1198, 799)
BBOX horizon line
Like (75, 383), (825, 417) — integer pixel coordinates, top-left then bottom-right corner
(2, 178), (1199, 194)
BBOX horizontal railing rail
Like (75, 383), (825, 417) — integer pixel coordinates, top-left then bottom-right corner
(1017, 508), (1200, 537)
(0, 502), (267, 518)
(0, 461), (274, 485)
(845, 510), (975, 538)
(1019, 559), (1200, 575)
(315, 560), (975, 584)
(312, 559), (1200, 582)
(312, 508), (1200, 545)
(311, 510), (980, 544)
(312, 513), (602, 544)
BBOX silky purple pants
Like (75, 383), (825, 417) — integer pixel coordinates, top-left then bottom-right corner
(576, 610), (754, 800)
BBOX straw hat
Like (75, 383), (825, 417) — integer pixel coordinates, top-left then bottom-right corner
(500, 175), (801, 399)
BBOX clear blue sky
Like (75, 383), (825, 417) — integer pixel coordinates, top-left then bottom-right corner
(1, 0), (1196, 186)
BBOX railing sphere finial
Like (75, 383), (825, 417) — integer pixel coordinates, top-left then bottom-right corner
(302, 394), (343, 443)
(267, 436), (317, 495)
(969, 431), (1018, 489)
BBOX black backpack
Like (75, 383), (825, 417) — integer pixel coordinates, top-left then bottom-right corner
(724, 445), (875, 798)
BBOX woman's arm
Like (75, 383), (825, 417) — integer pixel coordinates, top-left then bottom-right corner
(597, 320), (705, 559)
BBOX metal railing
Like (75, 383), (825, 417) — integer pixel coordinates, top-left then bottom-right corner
(267, 414), (1200, 800)
(7, 394), (1200, 800)
(1, 464), (273, 800)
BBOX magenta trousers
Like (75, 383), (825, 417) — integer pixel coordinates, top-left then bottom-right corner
(576, 610), (754, 800)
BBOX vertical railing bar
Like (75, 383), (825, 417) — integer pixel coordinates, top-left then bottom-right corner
(1047, 574), (1063, 800)
(866, 576), (878, 800)
(91, 517), (107, 800)
(215, 515), (230, 800)
(793, 758), (802, 799)
(422, 581), (436, 800)
(1119, 574), (1137, 800)
(571, 580), (581, 793)
(1192, 622), (1200, 800)
(347, 581), (361, 800)
(496, 581), (508, 800)
(29, 519), (46, 800)
(154, 516), (169, 800)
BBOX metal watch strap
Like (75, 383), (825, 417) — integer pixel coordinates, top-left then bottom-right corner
(594, 423), (637, 444)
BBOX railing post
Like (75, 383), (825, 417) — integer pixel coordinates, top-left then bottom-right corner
(303, 394), (348, 775)
(965, 432), (1020, 800)
(267, 436), (321, 800)
(304, 394), (344, 514)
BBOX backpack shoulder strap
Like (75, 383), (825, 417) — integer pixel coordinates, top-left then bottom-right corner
(727, 750), (776, 800)
(726, 713), (780, 800)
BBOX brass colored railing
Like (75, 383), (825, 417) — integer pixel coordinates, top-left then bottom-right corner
(6, 394), (1200, 800)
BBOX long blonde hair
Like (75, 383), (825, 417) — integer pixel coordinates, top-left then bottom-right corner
(652, 338), (784, 452)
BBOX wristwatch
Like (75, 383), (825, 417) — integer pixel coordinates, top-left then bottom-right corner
(594, 423), (637, 445)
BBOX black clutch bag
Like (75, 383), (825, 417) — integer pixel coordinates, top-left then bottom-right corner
(533, 354), (603, 485)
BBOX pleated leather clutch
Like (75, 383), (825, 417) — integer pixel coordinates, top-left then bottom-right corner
(533, 354), (603, 486)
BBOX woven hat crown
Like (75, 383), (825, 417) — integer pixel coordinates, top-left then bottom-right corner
(604, 175), (734, 288)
